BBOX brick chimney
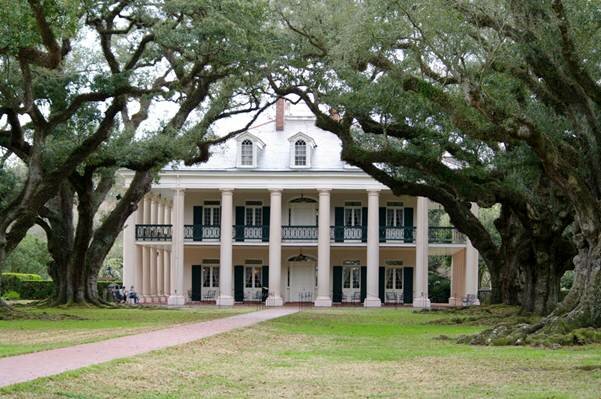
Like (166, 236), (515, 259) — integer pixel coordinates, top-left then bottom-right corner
(275, 98), (285, 131)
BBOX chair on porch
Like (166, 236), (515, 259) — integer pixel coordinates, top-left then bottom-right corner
(351, 291), (361, 305)
(187, 290), (192, 302)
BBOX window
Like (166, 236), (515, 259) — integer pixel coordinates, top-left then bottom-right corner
(385, 267), (403, 290)
(344, 201), (362, 226)
(245, 266), (262, 288)
(203, 202), (220, 226)
(386, 206), (403, 227)
(294, 139), (307, 166)
(245, 202), (262, 226)
(202, 265), (219, 288)
(240, 139), (253, 166)
(343, 266), (360, 289)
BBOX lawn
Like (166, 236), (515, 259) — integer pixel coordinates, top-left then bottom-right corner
(2, 307), (600, 398)
(0, 304), (252, 358)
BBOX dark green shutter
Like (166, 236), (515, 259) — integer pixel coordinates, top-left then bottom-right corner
(333, 266), (343, 303)
(262, 265), (269, 288)
(193, 206), (203, 241)
(262, 207), (270, 242)
(403, 267), (413, 304)
(235, 206), (245, 241)
(361, 207), (368, 242)
(191, 265), (202, 301)
(379, 207), (386, 243)
(234, 265), (244, 302)
(404, 207), (414, 242)
(379, 266), (385, 303)
(334, 207), (344, 242)
(360, 266), (367, 302)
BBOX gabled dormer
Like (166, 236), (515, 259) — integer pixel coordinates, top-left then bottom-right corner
(288, 132), (316, 169)
(236, 132), (265, 168)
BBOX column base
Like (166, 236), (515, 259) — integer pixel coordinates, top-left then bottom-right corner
(363, 296), (382, 307)
(266, 296), (284, 307)
(167, 295), (186, 306)
(216, 295), (234, 306)
(314, 296), (332, 307)
(448, 297), (461, 306)
(413, 297), (431, 309)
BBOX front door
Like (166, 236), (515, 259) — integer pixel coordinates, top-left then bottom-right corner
(289, 261), (315, 302)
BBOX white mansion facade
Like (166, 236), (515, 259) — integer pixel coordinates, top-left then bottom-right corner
(122, 100), (480, 308)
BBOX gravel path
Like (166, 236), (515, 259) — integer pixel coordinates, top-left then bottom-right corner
(0, 307), (297, 388)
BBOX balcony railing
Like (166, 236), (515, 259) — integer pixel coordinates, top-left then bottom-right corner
(184, 225), (221, 241)
(136, 224), (172, 241)
(330, 226), (365, 242)
(380, 226), (416, 243)
(282, 225), (318, 241)
(428, 227), (466, 244)
(136, 224), (465, 245)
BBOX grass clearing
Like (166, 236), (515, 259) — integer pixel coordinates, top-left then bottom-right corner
(0, 305), (253, 357)
(2, 307), (600, 398)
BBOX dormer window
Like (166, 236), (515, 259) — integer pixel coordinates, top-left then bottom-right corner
(288, 132), (315, 168)
(294, 140), (307, 166)
(236, 133), (265, 168)
(241, 139), (253, 166)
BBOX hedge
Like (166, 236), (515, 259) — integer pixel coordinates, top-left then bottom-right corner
(0, 276), (122, 300)
(1, 272), (43, 281)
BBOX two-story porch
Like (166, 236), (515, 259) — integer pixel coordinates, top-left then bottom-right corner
(122, 171), (479, 308)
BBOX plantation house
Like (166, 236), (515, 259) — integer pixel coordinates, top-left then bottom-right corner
(122, 100), (479, 308)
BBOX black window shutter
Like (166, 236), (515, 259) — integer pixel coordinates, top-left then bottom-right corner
(262, 265), (269, 288)
(361, 207), (368, 242)
(334, 207), (344, 242)
(234, 265), (244, 302)
(379, 207), (386, 243)
(193, 206), (203, 241)
(379, 266), (385, 303)
(235, 206), (245, 241)
(333, 266), (343, 302)
(360, 266), (367, 302)
(191, 265), (202, 301)
(404, 207), (414, 242)
(403, 267), (413, 304)
(262, 207), (270, 242)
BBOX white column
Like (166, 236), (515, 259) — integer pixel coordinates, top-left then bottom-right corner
(135, 200), (144, 293)
(315, 189), (332, 306)
(464, 203), (481, 305)
(163, 202), (172, 298)
(157, 200), (165, 301)
(448, 250), (466, 306)
(122, 209), (138, 291)
(142, 195), (151, 301)
(266, 189), (284, 306)
(414, 196), (431, 308)
(168, 189), (186, 305)
(216, 188), (234, 306)
(364, 189), (382, 307)
(149, 197), (158, 302)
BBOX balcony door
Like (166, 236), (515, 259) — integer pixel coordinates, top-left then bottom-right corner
(290, 201), (317, 226)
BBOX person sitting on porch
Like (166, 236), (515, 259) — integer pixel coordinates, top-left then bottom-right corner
(128, 286), (139, 304)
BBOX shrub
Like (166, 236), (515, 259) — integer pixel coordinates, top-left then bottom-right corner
(1, 272), (43, 281)
(0, 277), (121, 300)
(1, 290), (21, 300)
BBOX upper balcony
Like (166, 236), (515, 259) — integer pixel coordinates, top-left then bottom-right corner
(135, 224), (466, 245)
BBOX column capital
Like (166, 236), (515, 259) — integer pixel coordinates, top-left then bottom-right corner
(268, 188), (283, 194)
(367, 188), (381, 195)
(317, 188), (332, 194)
(220, 187), (235, 193)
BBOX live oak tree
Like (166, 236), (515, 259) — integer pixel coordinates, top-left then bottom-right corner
(1, 0), (274, 305)
(271, 0), (583, 327)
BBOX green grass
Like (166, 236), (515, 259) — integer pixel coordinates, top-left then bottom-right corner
(0, 305), (252, 357)
(2, 307), (600, 398)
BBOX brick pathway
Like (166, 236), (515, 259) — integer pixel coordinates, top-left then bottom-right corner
(0, 307), (297, 388)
